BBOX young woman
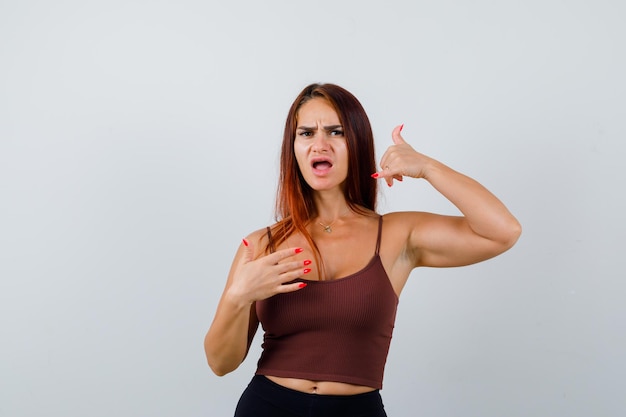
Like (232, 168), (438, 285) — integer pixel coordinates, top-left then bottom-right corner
(204, 83), (521, 416)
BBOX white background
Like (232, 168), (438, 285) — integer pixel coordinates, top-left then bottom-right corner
(1, 1), (624, 416)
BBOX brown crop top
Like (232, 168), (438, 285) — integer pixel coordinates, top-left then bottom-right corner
(255, 216), (399, 389)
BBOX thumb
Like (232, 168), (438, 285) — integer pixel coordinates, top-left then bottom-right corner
(241, 238), (254, 263)
(391, 124), (406, 145)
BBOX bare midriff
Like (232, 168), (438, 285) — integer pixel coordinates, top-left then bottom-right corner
(265, 375), (376, 395)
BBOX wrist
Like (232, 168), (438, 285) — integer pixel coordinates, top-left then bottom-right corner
(420, 157), (443, 181)
(223, 287), (254, 311)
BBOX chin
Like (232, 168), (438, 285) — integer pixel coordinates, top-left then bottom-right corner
(308, 181), (346, 193)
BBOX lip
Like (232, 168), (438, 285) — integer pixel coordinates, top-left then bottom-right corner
(310, 156), (334, 176)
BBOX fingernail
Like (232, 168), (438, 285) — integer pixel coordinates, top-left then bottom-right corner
(295, 248), (304, 254)
(298, 282), (308, 288)
(387, 182), (393, 187)
(304, 260), (312, 266)
(242, 238), (249, 247)
(303, 268), (311, 274)
(399, 123), (404, 132)
(371, 173), (379, 178)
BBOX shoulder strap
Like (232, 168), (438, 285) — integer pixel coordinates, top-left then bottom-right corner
(266, 226), (276, 253)
(375, 216), (383, 255)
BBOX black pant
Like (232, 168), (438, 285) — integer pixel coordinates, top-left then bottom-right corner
(234, 375), (388, 417)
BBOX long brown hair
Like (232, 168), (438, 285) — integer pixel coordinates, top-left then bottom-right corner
(267, 83), (378, 272)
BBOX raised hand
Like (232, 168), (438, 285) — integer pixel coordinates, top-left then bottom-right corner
(371, 124), (433, 186)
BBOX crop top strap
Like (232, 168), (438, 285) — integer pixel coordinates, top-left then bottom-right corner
(266, 226), (276, 253)
(375, 215), (383, 255)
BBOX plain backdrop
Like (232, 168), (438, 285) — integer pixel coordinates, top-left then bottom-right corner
(1, 1), (625, 416)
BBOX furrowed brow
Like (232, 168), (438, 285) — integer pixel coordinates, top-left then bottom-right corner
(296, 124), (342, 131)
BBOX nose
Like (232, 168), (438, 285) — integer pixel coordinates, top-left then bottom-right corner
(312, 131), (330, 153)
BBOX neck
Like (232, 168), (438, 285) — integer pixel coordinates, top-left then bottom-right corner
(313, 191), (350, 221)
(315, 206), (350, 234)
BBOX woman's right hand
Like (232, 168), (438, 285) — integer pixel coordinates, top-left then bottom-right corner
(205, 237), (310, 375)
(225, 238), (310, 306)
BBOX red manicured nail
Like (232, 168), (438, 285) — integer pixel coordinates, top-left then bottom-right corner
(399, 123), (404, 132)
(371, 173), (379, 178)
(304, 260), (312, 266)
(242, 238), (249, 247)
(303, 268), (311, 274)
(295, 248), (304, 254)
(298, 282), (308, 288)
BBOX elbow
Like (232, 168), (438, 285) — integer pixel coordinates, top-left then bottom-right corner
(206, 348), (244, 377)
(207, 359), (235, 377)
(204, 334), (245, 377)
(209, 365), (229, 377)
(502, 218), (522, 250)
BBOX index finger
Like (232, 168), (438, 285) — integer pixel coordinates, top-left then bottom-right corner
(263, 247), (304, 265)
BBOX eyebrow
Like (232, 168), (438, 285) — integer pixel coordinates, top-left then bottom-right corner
(296, 124), (343, 131)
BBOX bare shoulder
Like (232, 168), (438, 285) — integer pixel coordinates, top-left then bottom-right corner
(244, 226), (270, 243)
(380, 211), (451, 265)
(381, 211), (435, 234)
(381, 210), (464, 252)
(378, 212), (432, 295)
(383, 210), (459, 232)
(243, 225), (275, 259)
(379, 211), (434, 257)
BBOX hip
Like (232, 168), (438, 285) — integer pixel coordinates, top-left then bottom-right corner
(234, 375), (387, 417)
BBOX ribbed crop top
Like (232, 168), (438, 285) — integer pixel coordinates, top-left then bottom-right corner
(255, 216), (399, 389)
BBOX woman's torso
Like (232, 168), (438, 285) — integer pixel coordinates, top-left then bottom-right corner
(255, 211), (415, 395)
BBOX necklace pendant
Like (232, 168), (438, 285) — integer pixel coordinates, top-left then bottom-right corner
(323, 225), (332, 233)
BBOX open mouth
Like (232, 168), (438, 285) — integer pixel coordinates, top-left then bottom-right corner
(312, 161), (333, 169)
(311, 157), (333, 172)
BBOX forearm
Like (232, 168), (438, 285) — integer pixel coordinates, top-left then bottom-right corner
(204, 294), (255, 376)
(423, 159), (521, 245)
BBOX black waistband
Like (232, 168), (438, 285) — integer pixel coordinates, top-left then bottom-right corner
(242, 375), (386, 416)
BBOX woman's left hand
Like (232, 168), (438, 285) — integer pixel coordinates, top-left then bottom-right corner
(372, 125), (433, 187)
(371, 124), (522, 269)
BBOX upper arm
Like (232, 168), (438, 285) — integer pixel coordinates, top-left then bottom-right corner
(392, 212), (517, 268)
(210, 228), (265, 365)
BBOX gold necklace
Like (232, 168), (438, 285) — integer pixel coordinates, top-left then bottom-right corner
(317, 209), (349, 233)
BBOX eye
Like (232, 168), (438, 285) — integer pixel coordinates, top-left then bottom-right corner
(297, 130), (313, 137)
(330, 129), (344, 136)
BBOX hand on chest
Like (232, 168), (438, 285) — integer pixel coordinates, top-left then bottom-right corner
(290, 223), (380, 281)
